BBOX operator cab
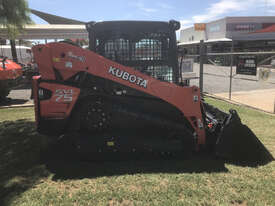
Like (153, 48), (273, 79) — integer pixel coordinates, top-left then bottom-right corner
(86, 20), (180, 84)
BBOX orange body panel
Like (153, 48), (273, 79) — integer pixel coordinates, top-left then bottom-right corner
(33, 43), (206, 145)
(39, 83), (80, 118)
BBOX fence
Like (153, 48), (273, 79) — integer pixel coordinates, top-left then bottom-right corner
(183, 40), (275, 114)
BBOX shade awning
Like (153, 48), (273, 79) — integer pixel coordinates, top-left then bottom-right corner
(178, 38), (232, 46)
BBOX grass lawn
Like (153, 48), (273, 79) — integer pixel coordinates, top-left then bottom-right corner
(0, 98), (274, 206)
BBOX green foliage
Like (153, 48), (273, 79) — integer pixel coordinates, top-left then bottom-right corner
(0, 107), (34, 122)
(0, 0), (32, 39)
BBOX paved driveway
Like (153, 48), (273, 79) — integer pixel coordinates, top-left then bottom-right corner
(190, 64), (275, 113)
(7, 89), (33, 105)
(191, 64), (275, 94)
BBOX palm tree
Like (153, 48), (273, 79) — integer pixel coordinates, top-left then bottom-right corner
(0, 0), (32, 62)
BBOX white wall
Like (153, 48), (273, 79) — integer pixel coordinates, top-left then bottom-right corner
(0, 45), (32, 64)
(206, 18), (227, 40)
(180, 27), (206, 43)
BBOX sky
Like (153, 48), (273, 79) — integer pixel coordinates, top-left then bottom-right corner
(28, 0), (275, 31)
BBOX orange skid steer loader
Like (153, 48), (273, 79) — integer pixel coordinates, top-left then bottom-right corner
(32, 20), (273, 163)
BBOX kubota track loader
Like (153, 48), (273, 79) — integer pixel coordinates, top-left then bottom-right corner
(32, 20), (273, 163)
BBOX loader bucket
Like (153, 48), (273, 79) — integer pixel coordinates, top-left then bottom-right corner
(215, 110), (274, 165)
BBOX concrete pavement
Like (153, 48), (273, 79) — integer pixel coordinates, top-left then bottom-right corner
(214, 88), (275, 113)
(190, 63), (275, 113)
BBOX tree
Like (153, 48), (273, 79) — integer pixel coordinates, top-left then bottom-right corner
(0, 0), (32, 62)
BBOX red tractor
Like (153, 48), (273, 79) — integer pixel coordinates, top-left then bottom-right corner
(0, 57), (23, 100)
(32, 20), (273, 163)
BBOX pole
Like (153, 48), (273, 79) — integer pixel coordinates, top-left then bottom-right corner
(199, 40), (204, 94)
(10, 39), (18, 63)
(229, 40), (234, 100)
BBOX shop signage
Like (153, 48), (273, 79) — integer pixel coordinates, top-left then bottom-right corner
(181, 58), (194, 72)
(194, 23), (206, 31)
(236, 55), (257, 76)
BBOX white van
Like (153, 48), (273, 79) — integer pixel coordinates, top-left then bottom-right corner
(0, 45), (32, 64)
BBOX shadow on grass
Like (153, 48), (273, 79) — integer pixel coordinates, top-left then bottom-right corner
(43, 138), (273, 181)
(42, 143), (229, 181)
(11, 82), (32, 90)
(0, 98), (29, 106)
(0, 119), (272, 205)
(0, 120), (50, 206)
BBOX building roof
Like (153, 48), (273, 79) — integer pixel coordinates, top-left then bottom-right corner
(30, 9), (85, 25)
(0, 24), (88, 39)
(0, 9), (88, 40)
(178, 38), (232, 46)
